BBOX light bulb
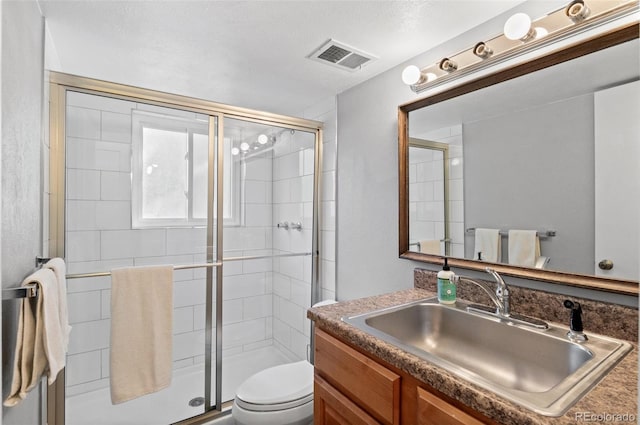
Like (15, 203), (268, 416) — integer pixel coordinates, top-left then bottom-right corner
(257, 134), (268, 145)
(240, 142), (250, 152)
(402, 65), (423, 85)
(231, 147), (240, 156)
(504, 13), (534, 41)
(535, 27), (548, 38)
(424, 72), (436, 82)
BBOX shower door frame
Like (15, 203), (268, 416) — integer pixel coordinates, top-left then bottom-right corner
(47, 72), (323, 425)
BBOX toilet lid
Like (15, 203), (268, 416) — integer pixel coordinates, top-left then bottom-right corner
(235, 361), (314, 411)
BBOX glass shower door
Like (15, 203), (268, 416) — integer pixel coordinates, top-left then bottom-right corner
(62, 90), (218, 424)
(217, 117), (317, 405)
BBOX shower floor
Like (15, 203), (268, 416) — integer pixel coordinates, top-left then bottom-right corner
(66, 345), (293, 425)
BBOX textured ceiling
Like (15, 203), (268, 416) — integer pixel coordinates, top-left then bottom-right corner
(40, 1), (524, 116)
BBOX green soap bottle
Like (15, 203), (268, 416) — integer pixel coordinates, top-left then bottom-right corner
(437, 258), (456, 304)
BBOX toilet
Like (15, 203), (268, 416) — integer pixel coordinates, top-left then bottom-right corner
(232, 360), (314, 425)
(232, 300), (336, 425)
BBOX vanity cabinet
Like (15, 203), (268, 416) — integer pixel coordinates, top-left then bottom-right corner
(314, 328), (493, 425)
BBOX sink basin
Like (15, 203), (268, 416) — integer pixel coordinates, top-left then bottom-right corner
(343, 297), (632, 416)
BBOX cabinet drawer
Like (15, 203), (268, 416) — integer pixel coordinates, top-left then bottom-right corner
(314, 329), (400, 425)
(416, 387), (485, 425)
(315, 374), (381, 425)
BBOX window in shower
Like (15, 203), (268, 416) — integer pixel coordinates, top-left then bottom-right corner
(132, 111), (239, 228)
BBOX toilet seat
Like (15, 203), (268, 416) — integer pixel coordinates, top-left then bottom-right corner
(234, 360), (314, 413)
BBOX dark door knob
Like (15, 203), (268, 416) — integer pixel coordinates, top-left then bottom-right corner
(598, 259), (614, 270)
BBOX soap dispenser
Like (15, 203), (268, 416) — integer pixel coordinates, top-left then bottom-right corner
(437, 258), (456, 304)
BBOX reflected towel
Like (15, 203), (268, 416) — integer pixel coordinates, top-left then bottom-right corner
(110, 266), (174, 405)
(508, 230), (540, 267)
(43, 258), (72, 352)
(419, 239), (441, 255)
(5, 269), (67, 407)
(473, 228), (501, 262)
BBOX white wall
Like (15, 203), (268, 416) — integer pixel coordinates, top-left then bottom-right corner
(1, 1), (45, 424)
(335, 1), (636, 306)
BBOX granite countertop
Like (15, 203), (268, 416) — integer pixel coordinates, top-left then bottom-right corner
(308, 288), (638, 425)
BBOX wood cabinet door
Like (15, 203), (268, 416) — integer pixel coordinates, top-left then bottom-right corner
(315, 375), (381, 425)
(314, 329), (400, 424)
(417, 387), (485, 425)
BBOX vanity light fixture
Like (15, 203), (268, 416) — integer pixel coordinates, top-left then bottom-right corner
(401, 0), (638, 93)
(231, 146), (240, 156)
(239, 142), (250, 152)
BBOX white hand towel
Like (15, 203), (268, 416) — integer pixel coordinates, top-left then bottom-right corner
(4, 268), (66, 407)
(508, 230), (540, 267)
(419, 239), (441, 255)
(473, 228), (501, 262)
(110, 265), (173, 405)
(43, 258), (72, 352)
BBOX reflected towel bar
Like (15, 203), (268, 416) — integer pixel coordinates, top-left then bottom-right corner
(466, 228), (556, 238)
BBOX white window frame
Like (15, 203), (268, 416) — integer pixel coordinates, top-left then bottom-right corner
(132, 110), (240, 228)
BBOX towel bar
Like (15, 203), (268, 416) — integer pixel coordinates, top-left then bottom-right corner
(466, 228), (556, 238)
(2, 256), (50, 300)
(5, 253), (312, 295)
(2, 284), (38, 300)
(64, 252), (312, 280)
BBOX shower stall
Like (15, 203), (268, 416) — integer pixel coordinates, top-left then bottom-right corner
(48, 73), (322, 424)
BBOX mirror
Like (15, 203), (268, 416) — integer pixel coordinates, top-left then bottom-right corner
(399, 25), (639, 295)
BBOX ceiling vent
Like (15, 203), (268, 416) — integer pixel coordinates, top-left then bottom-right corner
(307, 39), (377, 72)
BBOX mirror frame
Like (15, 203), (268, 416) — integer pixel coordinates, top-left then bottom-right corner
(398, 23), (639, 296)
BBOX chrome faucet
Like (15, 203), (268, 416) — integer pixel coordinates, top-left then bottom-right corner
(456, 268), (548, 329)
(456, 267), (510, 317)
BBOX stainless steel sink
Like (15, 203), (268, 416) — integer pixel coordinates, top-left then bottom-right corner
(343, 297), (632, 416)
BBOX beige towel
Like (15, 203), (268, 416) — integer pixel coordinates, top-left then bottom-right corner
(4, 269), (66, 407)
(419, 239), (441, 255)
(110, 266), (174, 404)
(508, 230), (540, 267)
(473, 228), (501, 262)
(43, 258), (72, 351)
